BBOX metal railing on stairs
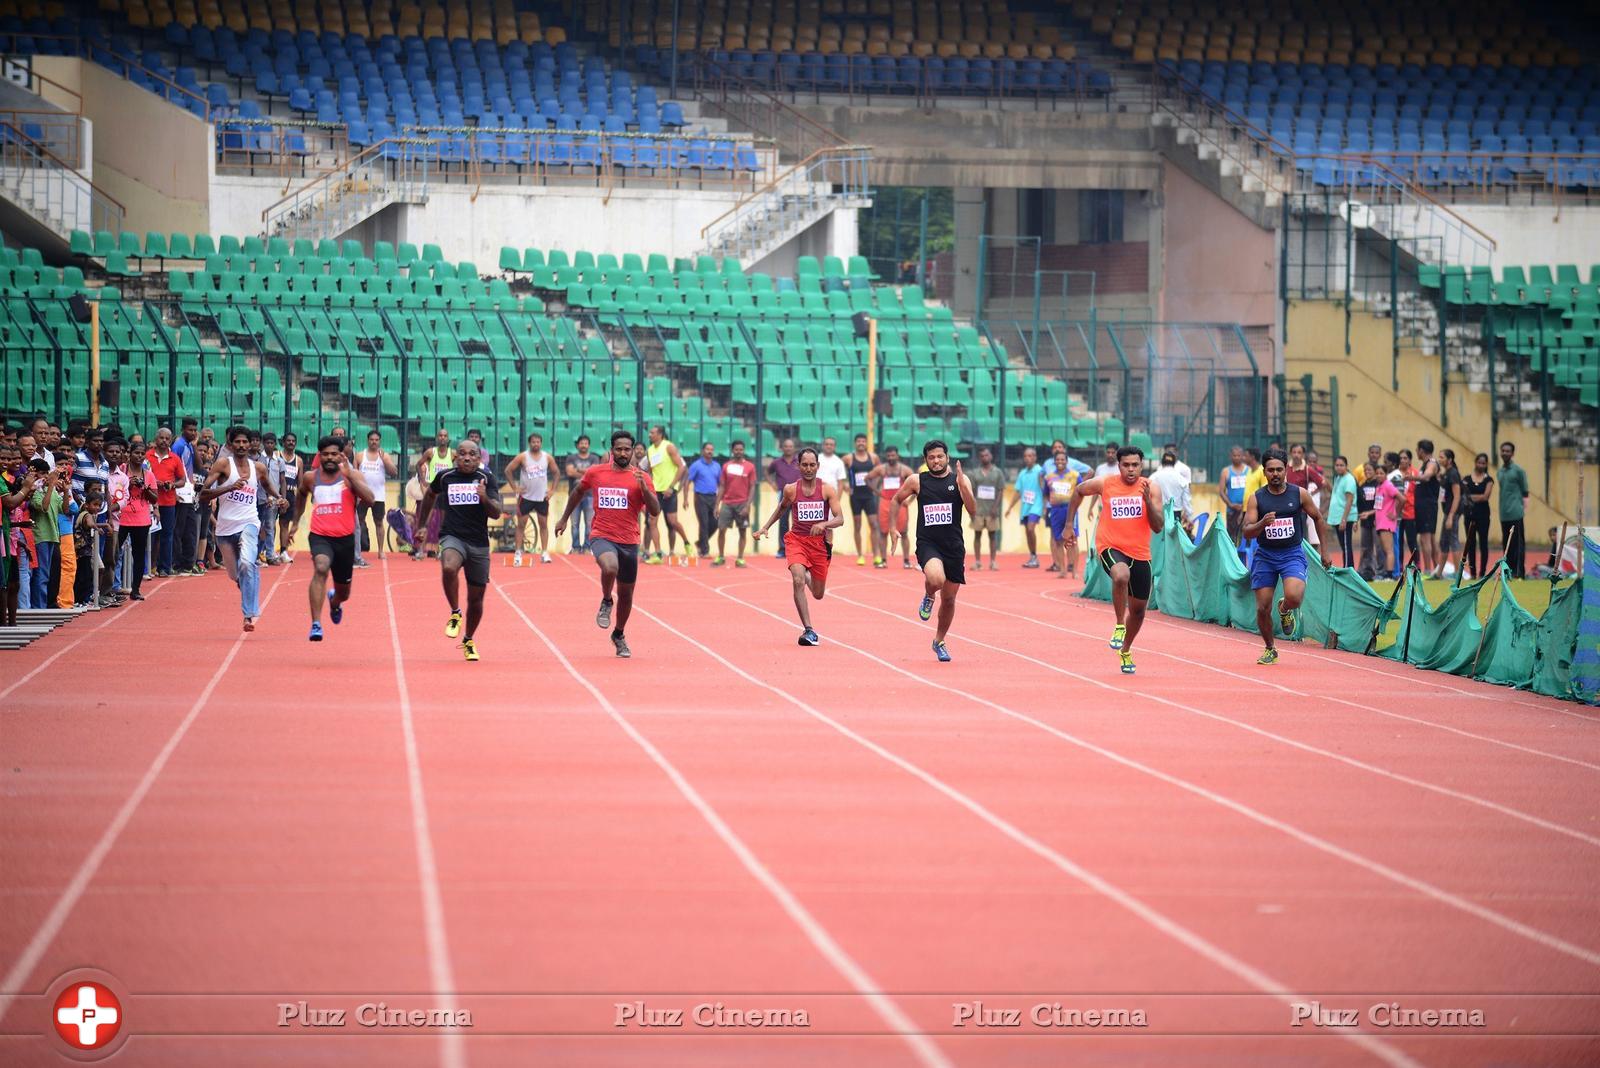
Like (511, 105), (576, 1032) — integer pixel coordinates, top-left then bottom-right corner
(0, 119), (123, 237)
(697, 144), (872, 261)
(688, 61), (850, 162)
(260, 138), (431, 240)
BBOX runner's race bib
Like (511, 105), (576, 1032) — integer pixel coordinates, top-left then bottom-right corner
(1230, 474), (1247, 491)
(1363, 485), (1377, 501)
(225, 486), (255, 506)
(922, 502), (954, 526)
(446, 482), (481, 506)
(882, 476), (902, 490)
(1021, 490), (1036, 505)
(597, 487), (630, 510)
(1264, 517), (1296, 540)
(312, 483), (344, 514)
(796, 500), (826, 524)
(853, 471), (867, 486)
(725, 463), (744, 477)
(1109, 495), (1144, 520)
(976, 484), (996, 500)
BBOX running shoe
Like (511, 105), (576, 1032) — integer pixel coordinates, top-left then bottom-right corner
(856, 555), (865, 566)
(798, 627), (819, 646)
(918, 595), (934, 621)
(612, 631), (631, 658)
(445, 610), (463, 639)
(1119, 650), (1136, 674)
(734, 558), (747, 568)
(309, 621), (323, 642)
(1022, 557), (1040, 569)
(1257, 647), (1279, 666)
(328, 588), (342, 625)
(243, 616), (255, 632)
(873, 556), (884, 568)
(646, 552), (662, 565)
(1277, 597), (1295, 636)
(712, 556), (725, 566)
(541, 552), (551, 564)
(1047, 563), (1060, 573)
(932, 639), (952, 663)
(989, 561), (999, 571)
(461, 639), (480, 662)
(596, 597), (613, 630)
(902, 559), (913, 569)
(513, 551), (523, 566)
(352, 558), (369, 569)
(1110, 623), (1127, 650)
(874, 559), (887, 569)
(130, 592), (145, 601)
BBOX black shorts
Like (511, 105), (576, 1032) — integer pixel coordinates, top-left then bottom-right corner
(518, 498), (549, 516)
(915, 537), (966, 585)
(1413, 503), (1438, 535)
(850, 489), (876, 515)
(1098, 547), (1153, 600)
(657, 490), (677, 515)
(308, 532), (356, 583)
(590, 537), (640, 584)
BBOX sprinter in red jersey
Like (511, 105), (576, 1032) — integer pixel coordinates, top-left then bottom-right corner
(288, 435), (375, 642)
(556, 430), (661, 658)
(754, 446), (842, 646)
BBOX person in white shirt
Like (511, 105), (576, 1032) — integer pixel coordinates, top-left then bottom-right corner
(505, 431), (557, 565)
(815, 436), (849, 550)
(1150, 451), (1193, 532)
(1161, 441), (1193, 484)
(358, 429), (397, 560)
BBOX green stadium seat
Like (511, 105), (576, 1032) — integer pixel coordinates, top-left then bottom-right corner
(69, 230), (93, 256)
(92, 230), (116, 256)
(499, 247), (522, 272)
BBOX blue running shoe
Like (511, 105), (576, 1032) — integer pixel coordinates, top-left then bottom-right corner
(918, 596), (934, 621)
(328, 588), (342, 625)
(309, 621), (323, 642)
(798, 628), (819, 646)
(932, 639), (951, 662)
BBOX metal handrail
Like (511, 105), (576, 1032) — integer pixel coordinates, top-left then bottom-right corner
(0, 108), (83, 167)
(0, 119), (125, 234)
(0, 57), (83, 113)
(85, 44), (211, 120)
(698, 144), (871, 242)
(690, 59), (849, 162)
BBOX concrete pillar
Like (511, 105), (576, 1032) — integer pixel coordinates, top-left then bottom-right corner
(951, 186), (986, 318)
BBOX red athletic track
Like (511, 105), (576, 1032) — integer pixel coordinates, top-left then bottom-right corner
(2, 552), (1598, 1067)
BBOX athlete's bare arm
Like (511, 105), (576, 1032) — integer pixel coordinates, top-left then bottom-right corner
(503, 454), (523, 489)
(752, 484), (796, 540)
(667, 443), (686, 491)
(891, 473), (920, 508)
(865, 463), (886, 492)
(479, 470), (504, 520)
(553, 476), (587, 537)
(955, 462), (978, 517)
(196, 455), (238, 504)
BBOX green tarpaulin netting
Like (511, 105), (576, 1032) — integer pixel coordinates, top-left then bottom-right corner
(1074, 507), (1587, 700)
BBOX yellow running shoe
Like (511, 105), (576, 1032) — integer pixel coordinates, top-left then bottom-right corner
(1109, 623), (1127, 650)
(856, 555), (865, 566)
(1257, 647), (1279, 666)
(1277, 597), (1295, 636)
(461, 638), (479, 662)
(1119, 650), (1135, 674)
(445, 610), (463, 639)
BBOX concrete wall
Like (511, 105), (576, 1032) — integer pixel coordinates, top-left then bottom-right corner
(209, 176), (747, 263)
(1447, 203), (1600, 272)
(1160, 161), (1279, 341)
(36, 57), (211, 236)
(1286, 297), (1586, 533)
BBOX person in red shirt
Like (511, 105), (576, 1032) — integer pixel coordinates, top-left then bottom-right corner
(287, 436), (375, 643)
(145, 427), (186, 576)
(753, 447), (842, 646)
(712, 439), (757, 566)
(556, 430), (661, 659)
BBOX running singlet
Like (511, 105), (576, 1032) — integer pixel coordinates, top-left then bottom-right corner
(429, 468), (498, 547)
(309, 471), (357, 537)
(1224, 465), (1248, 505)
(647, 440), (680, 494)
(1253, 484), (1305, 551)
(420, 447), (451, 483)
(580, 464), (648, 545)
(214, 454), (260, 537)
(1095, 477), (1153, 561)
(790, 479), (829, 538)
(519, 452), (550, 501)
(1045, 469), (1079, 504)
(848, 454), (875, 495)
(916, 468), (965, 550)
(359, 450), (387, 501)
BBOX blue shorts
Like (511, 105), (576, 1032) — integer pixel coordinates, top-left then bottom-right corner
(1021, 513), (1043, 527)
(1048, 504), (1078, 541)
(1250, 545), (1308, 590)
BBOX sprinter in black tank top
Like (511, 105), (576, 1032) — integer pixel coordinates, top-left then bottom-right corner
(846, 434), (878, 566)
(892, 439), (977, 662)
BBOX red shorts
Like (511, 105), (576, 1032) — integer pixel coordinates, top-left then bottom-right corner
(783, 531), (832, 583)
(877, 495), (907, 533)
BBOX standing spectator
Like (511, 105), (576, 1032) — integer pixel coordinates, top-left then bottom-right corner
(50, 448), (78, 608)
(685, 442), (723, 559)
(1408, 439), (1442, 576)
(145, 428), (185, 576)
(258, 432), (288, 565)
(1093, 442), (1120, 482)
(466, 427), (494, 472)
(357, 429), (396, 561)
(1006, 446), (1045, 568)
(1435, 449), (1463, 577)
(713, 439), (757, 567)
(173, 417), (201, 573)
(767, 437), (801, 559)
(1372, 452), (1403, 579)
(278, 432), (302, 562)
(411, 428), (454, 559)
(1498, 441), (1529, 578)
(1325, 455), (1358, 568)
(71, 487), (107, 607)
(25, 459), (64, 610)
(1043, 444), (1083, 577)
(194, 438), (220, 571)
(1286, 444), (1326, 549)
(967, 446), (1007, 571)
(1150, 449), (1192, 527)
(103, 439), (130, 602)
(563, 435), (600, 552)
(816, 436), (849, 553)
(115, 441), (156, 600)
(0, 445), (35, 625)
(1353, 444), (1383, 578)
(1218, 445), (1250, 546)
(1394, 448), (1417, 576)
(1161, 441), (1193, 485)
(1460, 452), (1494, 579)
(28, 417), (53, 468)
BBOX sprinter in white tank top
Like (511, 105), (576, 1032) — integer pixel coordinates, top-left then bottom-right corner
(200, 426), (283, 632)
(504, 431), (557, 565)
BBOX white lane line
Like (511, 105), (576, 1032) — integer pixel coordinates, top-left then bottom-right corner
(494, 578), (953, 1068)
(381, 558), (466, 1068)
(0, 581), (173, 705)
(0, 567), (288, 1023)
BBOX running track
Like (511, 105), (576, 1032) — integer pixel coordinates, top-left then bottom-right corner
(2, 554), (1598, 1066)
